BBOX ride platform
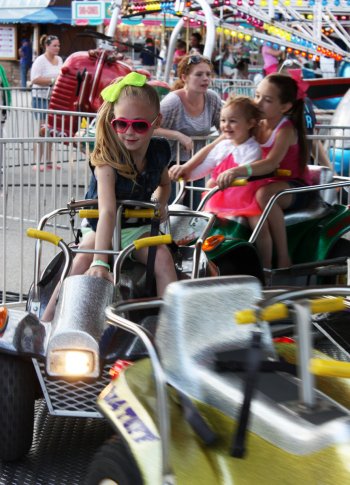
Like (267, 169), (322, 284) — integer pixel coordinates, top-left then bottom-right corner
(0, 399), (112, 484)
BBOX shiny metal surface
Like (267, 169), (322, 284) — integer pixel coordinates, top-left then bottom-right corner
(48, 275), (114, 378)
(34, 359), (111, 418)
(50, 274), (114, 341)
(0, 308), (49, 357)
(156, 276), (350, 455)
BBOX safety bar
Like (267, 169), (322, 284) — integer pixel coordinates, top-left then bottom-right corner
(235, 286), (350, 409)
(105, 306), (174, 484)
(112, 235), (172, 286)
(249, 180), (350, 244)
(26, 228), (73, 317)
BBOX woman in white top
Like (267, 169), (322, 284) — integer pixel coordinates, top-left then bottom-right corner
(30, 34), (63, 113)
(30, 35), (62, 171)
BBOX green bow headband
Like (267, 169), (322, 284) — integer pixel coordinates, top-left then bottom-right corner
(101, 72), (147, 102)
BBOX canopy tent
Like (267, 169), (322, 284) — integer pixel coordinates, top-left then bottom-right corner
(0, 0), (71, 25)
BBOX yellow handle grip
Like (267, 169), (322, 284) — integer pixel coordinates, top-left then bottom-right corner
(276, 169), (292, 177)
(261, 303), (289, 321)
(26, 228), (62, 246)
(309, 358), (350, 378)
(231, 178), (248, 187)
(124, 208), (156, 219)
(310, 297), (345, 313)
(235, 303), (288, 324)
(79, 208), (158, 219)
(79, 209), (99, 219)
(235, 309), (257, 324)
(235, 297), (345, 324)
(134, 234), (172, 250)
(230, 169), (292, 189)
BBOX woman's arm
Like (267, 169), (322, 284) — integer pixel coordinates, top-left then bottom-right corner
(264, 46), (282, 58)
(87, 164), (116, 279)
(30, 57), (56, 86)
(30, 75), (55, 87)
(154, 127), (193, 152)
(217, 125), (295, 188)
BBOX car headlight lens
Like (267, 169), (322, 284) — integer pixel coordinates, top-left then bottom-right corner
(49, 350), (95, 377)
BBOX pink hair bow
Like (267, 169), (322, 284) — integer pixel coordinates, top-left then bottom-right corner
(287, 68), (309, 100)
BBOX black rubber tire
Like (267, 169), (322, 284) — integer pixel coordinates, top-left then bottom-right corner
(86, 436), (143, 485)
(0, 354), (36, 461)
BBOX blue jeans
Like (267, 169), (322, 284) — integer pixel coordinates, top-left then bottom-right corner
(32, 96), (48, 120)
(20, 62), (30, 88)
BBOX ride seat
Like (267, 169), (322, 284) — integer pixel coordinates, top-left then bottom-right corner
(284, 165), (336, 226)
(156, 276), (275, 417)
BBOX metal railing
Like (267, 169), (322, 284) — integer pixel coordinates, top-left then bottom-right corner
(210, 78), (256, 99)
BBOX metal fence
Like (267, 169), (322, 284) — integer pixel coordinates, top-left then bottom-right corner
(210, 78), (256, 99)
(0, 98), (96, 304)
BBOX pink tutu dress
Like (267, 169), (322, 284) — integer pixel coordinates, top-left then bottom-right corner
(204, 118), (311, 218)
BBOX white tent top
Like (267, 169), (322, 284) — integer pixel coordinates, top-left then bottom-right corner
(0, 0), (50, 20)
(0, 0), (50, 7)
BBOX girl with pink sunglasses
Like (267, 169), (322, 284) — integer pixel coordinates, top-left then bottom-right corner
(42, 73), (177, 322)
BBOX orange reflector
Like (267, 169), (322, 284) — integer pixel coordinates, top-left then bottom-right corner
(0, 306), (8, 333)
(202, 234), (225, 252)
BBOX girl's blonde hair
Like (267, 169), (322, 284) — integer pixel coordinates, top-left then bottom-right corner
(222, 94), (262, 135)
(90, 82), (160, 181)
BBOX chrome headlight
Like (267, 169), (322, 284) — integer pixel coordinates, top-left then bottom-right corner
(48, 350), (95, 377)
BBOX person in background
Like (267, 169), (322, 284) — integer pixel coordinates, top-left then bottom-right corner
(30, 34), (63, 171)
(261, 43), (283, 76)
(30, 34), (62, 113)
(220, 44), (237, 78)
(173, 39), (187, 76)
(140, 37), (159, 69)
(155, 54), (222, 207)
(0, 64), (11, 124)
(189, 32), (204, 54)
(232, 58), (250, 80)
(18, 39), (33, 89)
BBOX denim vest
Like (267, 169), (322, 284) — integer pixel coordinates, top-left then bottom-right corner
(85, 137), (170, 230)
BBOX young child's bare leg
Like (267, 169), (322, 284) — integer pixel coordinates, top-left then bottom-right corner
(154, 245), (178, 296)
(255, 183), (292, 268)
(41, 231), (96, 322)
(135, 245), (177, 296)
(248, 215), (273, 268)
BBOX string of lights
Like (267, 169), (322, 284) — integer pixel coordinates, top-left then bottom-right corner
(121, 0), (350, 61)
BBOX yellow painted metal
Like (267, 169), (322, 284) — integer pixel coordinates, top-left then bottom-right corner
(26, 228), (62, 246)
